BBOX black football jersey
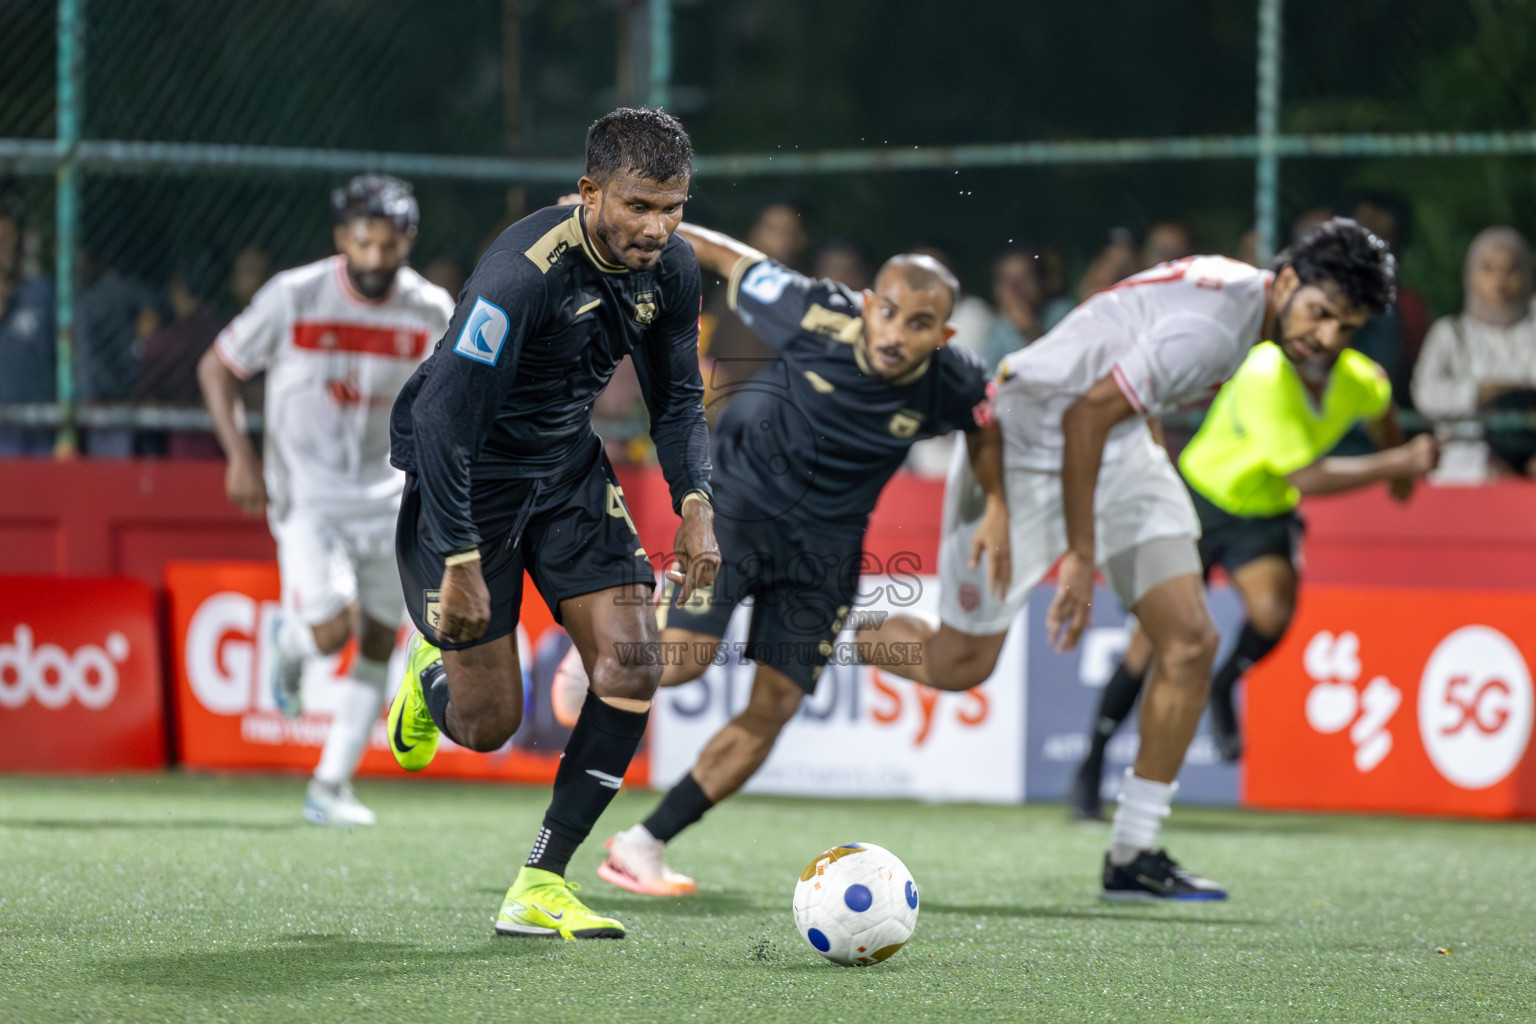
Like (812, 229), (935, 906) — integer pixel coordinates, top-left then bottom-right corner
(710, 259), (992, 525)
(391, 204), (710, 554)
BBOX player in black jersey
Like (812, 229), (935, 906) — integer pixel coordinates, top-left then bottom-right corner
(386, 108), (720, 940)
(593, 223), (1012, 897)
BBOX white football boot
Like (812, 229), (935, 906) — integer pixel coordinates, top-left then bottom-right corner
(304, 779), (376, 826)
(597, 825), (698, 896)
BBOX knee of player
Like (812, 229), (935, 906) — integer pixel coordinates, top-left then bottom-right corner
(590, 653), (661, 701)
(311, 614), (353, 656)
(660, 658), (708, 688)
(742, 670), (805, 728)
(1247, 597), (1294, 639)
(1161, 620), (1220, 673)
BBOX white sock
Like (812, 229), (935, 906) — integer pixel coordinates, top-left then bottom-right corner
(277, 614), (321, 665)
(314, 656), (387, 785)
(1109, 769), (1176, 866)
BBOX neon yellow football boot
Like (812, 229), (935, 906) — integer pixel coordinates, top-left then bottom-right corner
(494, 867), (626, 940)
(387, 632), (442, 772)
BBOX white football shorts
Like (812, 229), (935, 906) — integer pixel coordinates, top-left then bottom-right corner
(269, 502), (404, 628)
(937, 426), (1200, 636)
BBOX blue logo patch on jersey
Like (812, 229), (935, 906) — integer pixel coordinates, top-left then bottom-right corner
(453, 296), (510, 366)
(741, 261), (793, 305)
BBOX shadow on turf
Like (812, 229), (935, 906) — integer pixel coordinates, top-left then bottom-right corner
(921, 901), (1259, 927)
(98, 933), (558, 994)
(1, 818), (303, 831)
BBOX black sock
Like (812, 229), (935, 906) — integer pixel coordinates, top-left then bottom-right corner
(525, 692), (650, 877)
(420, 660), (464, 746)
(1211, 621), (1282, 695)
(1088, 659), (1147, 757)
(526, 826), (580, 877)
(641, 772), (715, 843)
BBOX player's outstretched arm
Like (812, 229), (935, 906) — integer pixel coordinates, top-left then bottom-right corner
(964, 420), (1012, 599)
(674, 223), (767, 281)
(1049, 373), (1139, 651)
(1287, 431), (1439, 502)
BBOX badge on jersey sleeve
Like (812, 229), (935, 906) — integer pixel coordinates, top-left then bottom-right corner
(741, 261), (793, 305)
(453, 297), (511, 366)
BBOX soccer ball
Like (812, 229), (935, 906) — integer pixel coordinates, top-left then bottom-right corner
(792, 842), (919, 966)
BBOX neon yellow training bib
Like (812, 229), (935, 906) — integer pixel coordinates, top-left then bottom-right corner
(1179, 342), (1391, 518)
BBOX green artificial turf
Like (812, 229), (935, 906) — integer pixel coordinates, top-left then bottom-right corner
(1, 774), (1532, 1023)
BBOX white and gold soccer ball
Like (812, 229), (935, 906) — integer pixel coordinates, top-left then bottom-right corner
(791, 842), (919, 966)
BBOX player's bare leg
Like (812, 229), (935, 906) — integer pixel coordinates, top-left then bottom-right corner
(603, 663), (803, 897)
(688, 665), (803, 800)
(305, 612), (394, 825)
(489, 583), (662, 888)
(853, 616), (1007, 691)
(658, 627), (724, 687)
(551, 623), (719, 723)
(1206, 554), (1296, 760)
(1127, 573), (1218, 785)
(1071, 624), (1153, 821)
(269, 605), (352, 716)
(438, 637), (526, 751)
(1100, 571), (1226, 900)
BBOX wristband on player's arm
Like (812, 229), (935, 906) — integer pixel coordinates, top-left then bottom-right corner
(681, 489), (712, 514)
(444, 548), (482, 567)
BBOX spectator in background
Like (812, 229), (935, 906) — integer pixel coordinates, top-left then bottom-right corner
(75, 248), (165, 456)
(1351, 192), (1431, 400)
(0, 203), (56, 456)
(1142, 218), (1195, 268)
(423, 255), (466, 301)
(1077, 227), (1139, 300)
(1036, 244), (1074, 331)
(1235, 226), (1261, 267)
(1413, 226), (1536, 480)
(1291, 206), (1335, 244)
(226, 244), (272, 315)
(131, 257), (224, 458)
(813, 238), (871, 290)
(986, 246), (1046, 365)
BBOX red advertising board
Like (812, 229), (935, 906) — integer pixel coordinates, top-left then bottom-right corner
(1245, 586), (1536, 817)
(166, 561), (648, 784)
(0, 576), (165, 771)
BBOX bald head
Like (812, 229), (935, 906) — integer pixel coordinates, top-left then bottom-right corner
(875, 253), (959, 318)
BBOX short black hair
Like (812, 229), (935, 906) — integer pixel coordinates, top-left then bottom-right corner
(1274, 216), (1396, 315)
(585, 107), (693, 185)
(331, 174), (419, 233)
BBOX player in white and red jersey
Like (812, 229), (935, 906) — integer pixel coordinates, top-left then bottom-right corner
(198, 175), (453, 826)
(859, 219), (1396, 899)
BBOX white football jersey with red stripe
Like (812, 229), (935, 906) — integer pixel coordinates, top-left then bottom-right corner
(994, 256), (1271, 471)
(215, 255), (454, 511)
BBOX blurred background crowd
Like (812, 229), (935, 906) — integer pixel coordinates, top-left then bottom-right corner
(5, 0), (1536, 483)
(7, 187), (1536, 482)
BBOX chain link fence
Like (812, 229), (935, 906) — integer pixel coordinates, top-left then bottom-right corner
(3, 0), (1535, 461)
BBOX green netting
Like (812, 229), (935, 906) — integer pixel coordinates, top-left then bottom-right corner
(1, 0), (1535, 450)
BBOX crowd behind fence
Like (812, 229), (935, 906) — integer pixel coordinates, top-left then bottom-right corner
(3, 0), (1536, 484)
